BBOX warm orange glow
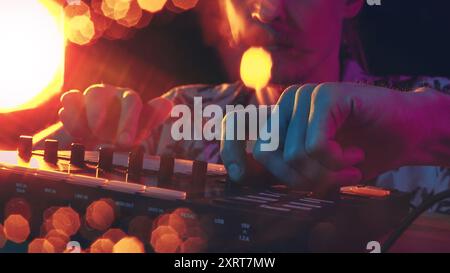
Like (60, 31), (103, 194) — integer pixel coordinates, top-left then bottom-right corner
(137, 0), (167, 13)
(4, 214), (30, 243)
(150, 225), (180, 253)
(171, 0), (199, 10)
(28, 238), (56, 253)
(86, 199), (116, 231)
(240, 47), (272, 91)
(0, 0), (65, 113)
(113, 236), (145, 253)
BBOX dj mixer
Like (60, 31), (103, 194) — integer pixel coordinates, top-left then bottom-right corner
(0, 136), (412, 252)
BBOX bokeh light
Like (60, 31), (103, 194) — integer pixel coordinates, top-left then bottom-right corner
(0, 0), (65, 112)
(28, 238), (56, 253)
(171, 0), (199, 11)
(102, 228), (127, 243)
(150, 208), (206, 253)
(65, 14), (96, 45)
(137, 0), (167, 13)
(101, 0), (132, 20)
(113, 236), (145, 253)
(4, 214), (30, 243)
(5, 198), (32, 221)
(86, 199), (116, 231)
(50, 207), (81, 236)
(45, 229), (70, 253)
(90, 238), (115, 253)
(240, 47), (273, 91)
(117, 0), (143, 27)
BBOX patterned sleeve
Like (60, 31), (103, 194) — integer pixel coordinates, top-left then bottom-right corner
(145, 82), (250, 163)
(412, 76), (450, 94)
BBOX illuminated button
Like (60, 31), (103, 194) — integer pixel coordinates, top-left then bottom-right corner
(104, 180), (145, 194)
(18, 135), (33, 159)
(68, 174), (107, 187)
(70, 143), (85, 166)
(44, 139), (58, 164)
(143, 186), (186, 200)
(98, 146), (114, 171)
(340, 186), (391, 198)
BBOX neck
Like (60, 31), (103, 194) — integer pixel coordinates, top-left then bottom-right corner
(303, 48), (341, 84)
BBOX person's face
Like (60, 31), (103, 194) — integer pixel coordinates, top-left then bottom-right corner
(224, 0), (363, 84)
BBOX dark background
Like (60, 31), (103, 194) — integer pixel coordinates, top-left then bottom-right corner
(1, 0), (449, 148)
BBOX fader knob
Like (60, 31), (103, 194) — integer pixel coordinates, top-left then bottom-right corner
(70, 143), (85, 166)
(98, 146), (114, 171)
(191, 160), (208, 198)
(44, 139), (58, 164)
(128, 146), (144, 175)
(18, 135), (33, 159)
(158, 156), (174, 185)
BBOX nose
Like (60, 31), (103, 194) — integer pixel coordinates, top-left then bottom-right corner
(251, 0), (283, 23)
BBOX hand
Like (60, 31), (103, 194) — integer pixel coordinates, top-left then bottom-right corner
(221, 83), (443, 190)
(59, 84), (173, 147)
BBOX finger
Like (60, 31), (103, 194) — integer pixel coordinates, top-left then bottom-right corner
(283, 85), (324, 175)
(220, 111), (248, 182)
(135, 97), (174, 145)
(59, 90), (90, 139)
(250, 85), (311, 187)
(305, 84), (364, 169)
(116, 90), (143, 147)
(84, 84), (121, 142)
(253, 143), (309, 188)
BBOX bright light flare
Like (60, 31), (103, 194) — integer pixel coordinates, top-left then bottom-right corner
(240, 47), (273, 91)
(0, 0), (65, 113)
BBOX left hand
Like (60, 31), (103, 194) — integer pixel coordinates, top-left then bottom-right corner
(221, 83), (440, 191)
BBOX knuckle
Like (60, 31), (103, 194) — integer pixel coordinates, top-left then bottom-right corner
(83, 84), (106, 97)
(312, 83), (335, 101)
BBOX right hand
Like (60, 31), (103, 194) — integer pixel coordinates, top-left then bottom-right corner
(59, 84), (173, 147)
